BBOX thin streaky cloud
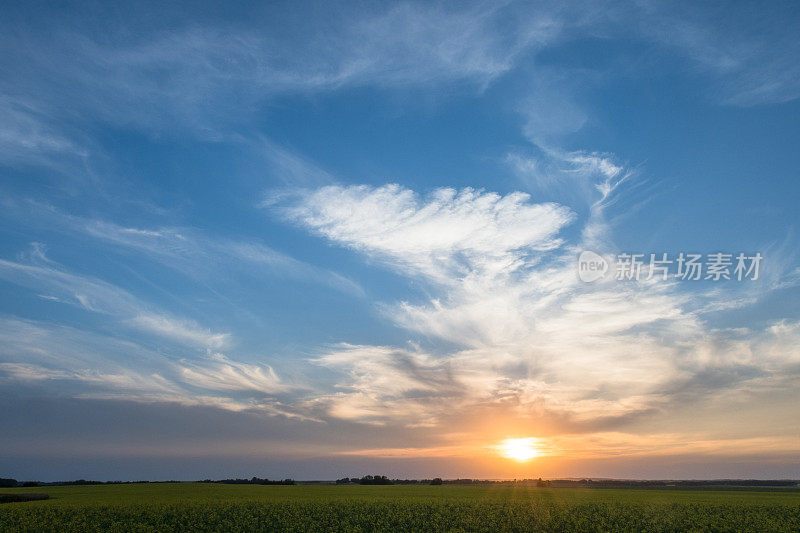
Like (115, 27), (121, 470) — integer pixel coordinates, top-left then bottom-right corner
(0, 248), (231, 350)
(0, 199), (365, 298)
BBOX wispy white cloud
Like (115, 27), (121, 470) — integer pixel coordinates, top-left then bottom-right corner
(0, 94), (87, 168)
(0, 0), (794, 176)
(0, 2), (566, 147)
(0, 317), (306, 415)
(0, 200), (365, 298)
(0, 246), (231, 350)
(180, 353), (287, 394)
(632, 1), (800, 106)
(275, 184), (574, 284)
(256, 138), (336, 187)
(79, 216), (363, 297)
(129, 315), (230, 350)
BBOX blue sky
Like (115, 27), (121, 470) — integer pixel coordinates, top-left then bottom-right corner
(1, 0), (800, 481)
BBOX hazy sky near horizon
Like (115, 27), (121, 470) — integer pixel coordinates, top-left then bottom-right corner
(1, 0), (800, 481)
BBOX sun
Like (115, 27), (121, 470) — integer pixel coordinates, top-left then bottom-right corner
(499, 438), (539, 461)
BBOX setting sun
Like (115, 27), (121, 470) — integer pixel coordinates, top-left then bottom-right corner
(499, 438), (540, 461)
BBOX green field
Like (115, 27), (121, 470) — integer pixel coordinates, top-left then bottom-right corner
(2, 483), (800, 531)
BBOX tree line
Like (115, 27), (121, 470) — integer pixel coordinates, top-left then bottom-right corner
(336, 476), (444, 485)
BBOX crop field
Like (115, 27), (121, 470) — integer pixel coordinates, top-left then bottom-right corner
(1, 483), (800, 532)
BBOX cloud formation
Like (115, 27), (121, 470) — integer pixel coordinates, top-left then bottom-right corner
(270, 178), (800, 448)
(277, 184), (573, 284)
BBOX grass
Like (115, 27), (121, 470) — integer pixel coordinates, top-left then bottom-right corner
(1, 483), (800, 531)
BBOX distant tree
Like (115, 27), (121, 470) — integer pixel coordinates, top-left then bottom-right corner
(430, 478), (443, 485)
(336, 477), (351, 484)
(358, 475), (392, 485)
(215, 477), (294, 485)
(0, 478), (17, 488)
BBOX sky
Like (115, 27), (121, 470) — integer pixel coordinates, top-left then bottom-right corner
(1, 0), (799, 481)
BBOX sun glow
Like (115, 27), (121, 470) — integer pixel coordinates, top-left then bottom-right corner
(499, 438), (539, 461)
